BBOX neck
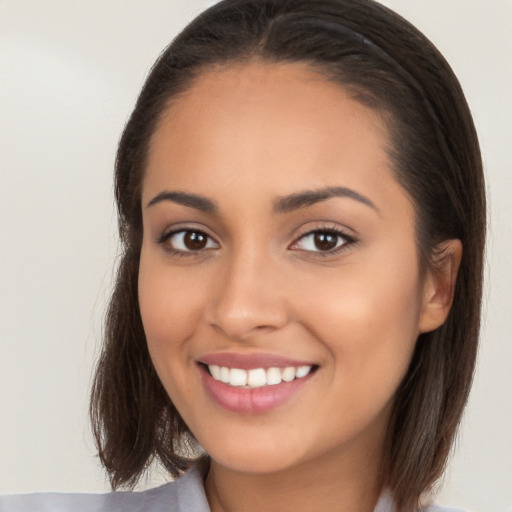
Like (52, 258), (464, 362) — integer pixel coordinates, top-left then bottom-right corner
(205, 436), (385, 512)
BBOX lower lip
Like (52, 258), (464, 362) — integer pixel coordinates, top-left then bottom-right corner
(199, 365), (314, 414)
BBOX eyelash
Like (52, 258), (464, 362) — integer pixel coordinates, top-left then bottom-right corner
(156, 226), (357, 257)
(157, 228), (219, 257)
(291, 227), (357, 257)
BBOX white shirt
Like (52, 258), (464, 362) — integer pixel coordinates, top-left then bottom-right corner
(0, 463), (466, 512)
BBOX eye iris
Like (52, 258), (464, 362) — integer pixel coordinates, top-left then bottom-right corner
(314, 232), (338, 251)
(184, 231), (207, 250)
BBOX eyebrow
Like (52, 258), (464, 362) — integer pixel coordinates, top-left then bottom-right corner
(146, 186), (378, 215)
(146, 190), (217, 213)
(273, 186), (379, 214)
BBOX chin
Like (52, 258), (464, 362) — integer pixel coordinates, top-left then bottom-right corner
(203, 437), (307, 475)
(211, 453), (299, 475)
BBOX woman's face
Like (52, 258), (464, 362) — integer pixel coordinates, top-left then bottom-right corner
(139, 61), (436, 475)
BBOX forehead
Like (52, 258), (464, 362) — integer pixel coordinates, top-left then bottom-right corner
(151, 60), (389, 153)
(144, 60), (405, 214)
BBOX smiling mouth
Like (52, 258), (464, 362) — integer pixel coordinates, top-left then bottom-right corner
(204, 364), (317, 389)
(198, 357), (319, 413)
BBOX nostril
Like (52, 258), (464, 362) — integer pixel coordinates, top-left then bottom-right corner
(208, 313), (287, 342)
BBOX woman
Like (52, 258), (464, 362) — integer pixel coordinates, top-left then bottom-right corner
(1, 0), (485, 511)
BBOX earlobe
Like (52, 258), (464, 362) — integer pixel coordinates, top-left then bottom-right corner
(418, 239), (462, 334)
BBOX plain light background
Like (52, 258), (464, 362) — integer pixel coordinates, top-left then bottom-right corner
(0, 1), (511, 511)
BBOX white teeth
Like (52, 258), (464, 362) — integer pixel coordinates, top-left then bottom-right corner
(209, 364), (221, 380)
(220, 366), (230, 383)
(266, 367), (282, 385)
(229, 368), (247, 387)
(207, 364), (313, 388)
(281, 366), (296, 382)
(296, 365), (311, 378)
(247, 368), (266, 387)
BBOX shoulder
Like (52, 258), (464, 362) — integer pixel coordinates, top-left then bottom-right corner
(0, 483), (178, 512)
(374, 490), (469, 512)
(422, 506), (469, 512)
(0, 463), (210, 512)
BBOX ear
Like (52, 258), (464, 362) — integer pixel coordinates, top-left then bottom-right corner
(419, 239), (462, 334)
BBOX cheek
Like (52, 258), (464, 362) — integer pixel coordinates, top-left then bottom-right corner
(137, 251), (216, 425)
(138, 250), (205, 368)
(290, 264), (422, 450)
(296, 251), (423, 389)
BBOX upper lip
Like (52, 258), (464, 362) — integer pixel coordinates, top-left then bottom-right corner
(198, 352), (317, 370)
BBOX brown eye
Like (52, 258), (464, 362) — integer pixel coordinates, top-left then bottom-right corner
(164, 229), (219, 253)
(183, 231), (208, 250)
(292, 229), (354, 254)
(313, 232), (338, 251)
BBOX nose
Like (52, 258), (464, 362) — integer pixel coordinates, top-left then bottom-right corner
(206, 249), (289, 341)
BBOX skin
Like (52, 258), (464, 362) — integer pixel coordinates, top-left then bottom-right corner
(138, 61), (460, 512)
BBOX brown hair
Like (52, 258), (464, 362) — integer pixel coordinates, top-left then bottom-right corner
(90, 1), (486, 510)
